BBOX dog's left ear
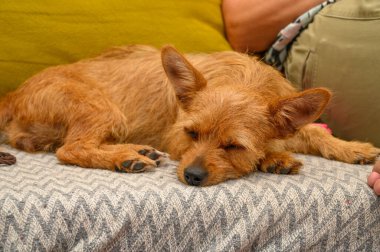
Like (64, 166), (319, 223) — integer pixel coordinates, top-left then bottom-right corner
(161, 46), (207, 109)
(269, 88), (331, 138)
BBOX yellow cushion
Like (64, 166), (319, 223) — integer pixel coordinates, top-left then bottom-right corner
(0, 0), (230, 95)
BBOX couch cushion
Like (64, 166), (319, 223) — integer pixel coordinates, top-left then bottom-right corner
(0, 0), (230, 96)
(0, 145), (379, 250)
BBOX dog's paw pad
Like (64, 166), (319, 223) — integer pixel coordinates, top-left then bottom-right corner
(279, 168), (291, 174)
(121, 160), (133, 169)
(132, 162), (146, 171)
(138, 149), (149, 155)
(147, 152), (160, 160)
(138, 148), (160, 159)
(136, 148), (169, 166)
(115, 159), (153, 173)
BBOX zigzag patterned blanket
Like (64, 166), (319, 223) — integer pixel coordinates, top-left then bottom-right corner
(0, 145), (379, 251)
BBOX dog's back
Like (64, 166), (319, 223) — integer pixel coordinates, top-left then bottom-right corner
(0, 45), (296, 150)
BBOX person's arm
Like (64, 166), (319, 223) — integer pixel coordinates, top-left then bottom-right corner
(222, 0), (326, 52)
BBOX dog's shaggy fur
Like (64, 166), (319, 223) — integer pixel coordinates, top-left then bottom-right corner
(0, 45), (379, 186)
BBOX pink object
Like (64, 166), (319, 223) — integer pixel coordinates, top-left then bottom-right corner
(368, 172), (380, 188)
(312, 123), (332, 134)
(368, 172), (380, 195)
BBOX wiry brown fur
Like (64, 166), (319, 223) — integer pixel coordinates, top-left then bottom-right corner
(0, 45), (379, 186)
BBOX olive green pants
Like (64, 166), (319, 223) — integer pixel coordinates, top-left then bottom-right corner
(285, 0), (380, 147)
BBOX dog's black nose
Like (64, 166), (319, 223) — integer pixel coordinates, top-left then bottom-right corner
(184, 166), (208, 186)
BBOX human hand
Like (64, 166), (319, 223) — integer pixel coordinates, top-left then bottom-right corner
(368, 160), (380, 195)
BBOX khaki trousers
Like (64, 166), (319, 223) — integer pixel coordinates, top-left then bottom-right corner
(285, 0), (380, 147)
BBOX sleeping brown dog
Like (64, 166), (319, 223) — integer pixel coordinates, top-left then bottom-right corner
(0, 45), (379, 186)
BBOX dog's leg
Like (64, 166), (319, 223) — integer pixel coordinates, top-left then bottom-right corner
(261, 124), (379, 174)
(281, 124), (380, 164)
(53, 96), (166, 172)
(4, 78), (166, 172)
(56, 141), (164, 173)
(53, 104), (166, 172)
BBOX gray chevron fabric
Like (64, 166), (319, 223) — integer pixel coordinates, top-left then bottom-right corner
(0, 145), (379, 252)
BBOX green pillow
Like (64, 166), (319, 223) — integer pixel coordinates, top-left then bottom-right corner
(0, 0), (230, 95)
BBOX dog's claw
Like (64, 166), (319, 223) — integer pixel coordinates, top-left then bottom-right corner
(114, 165), (124, 173)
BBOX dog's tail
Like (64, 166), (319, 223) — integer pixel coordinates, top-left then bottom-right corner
(0, 96), (16, 165)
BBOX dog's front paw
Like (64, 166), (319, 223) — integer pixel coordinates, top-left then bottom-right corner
(259, 152), (302, 174)
(326, 142), (380, 165)
(114, 145), (169, 173)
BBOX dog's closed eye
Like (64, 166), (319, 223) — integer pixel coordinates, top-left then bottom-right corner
(184, 128), (198, 140)
(222, 144), (244, 151)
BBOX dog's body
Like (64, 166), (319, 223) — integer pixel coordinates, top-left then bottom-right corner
(0, 45), (378, 186)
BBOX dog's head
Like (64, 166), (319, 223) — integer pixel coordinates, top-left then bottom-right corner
(161, 46), (331, 186)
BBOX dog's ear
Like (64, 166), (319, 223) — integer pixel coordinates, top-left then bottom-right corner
(269, 88), (331, 138)
(161, 46), (207, 109)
